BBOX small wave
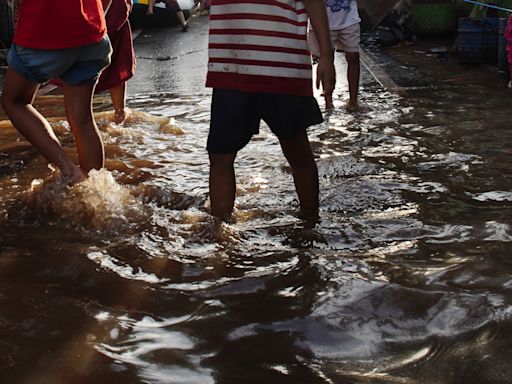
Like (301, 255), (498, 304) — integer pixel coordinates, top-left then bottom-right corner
(470, 191), (512, 202)
(96, 109), (185, 136)
(417, 152), (480, 171)
(87, 251), (167, 283)
(483, 221), (512, 241)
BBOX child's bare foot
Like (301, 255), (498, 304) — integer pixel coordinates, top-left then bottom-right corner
(322, 92), (334, 109)
(62, 167), (87, 186)
(346, 100), (359, 112)
(114, 107), (129, 124)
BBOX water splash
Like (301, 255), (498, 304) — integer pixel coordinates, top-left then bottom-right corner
(96, 109), (185, 136)
(33, 168), (146, 232)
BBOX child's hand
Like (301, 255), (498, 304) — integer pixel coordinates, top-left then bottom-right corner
(316, 56), (335, 96)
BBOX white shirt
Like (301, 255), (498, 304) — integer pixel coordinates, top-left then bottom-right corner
(325, 0), (361, 30)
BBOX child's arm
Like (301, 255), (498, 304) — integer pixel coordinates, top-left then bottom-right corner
(303, 0), (335, 95)
(101, 0), (112, 14)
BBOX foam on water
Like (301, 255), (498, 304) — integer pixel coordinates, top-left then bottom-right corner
(96, 109), (185, 137)
(33, 168), (146, 232)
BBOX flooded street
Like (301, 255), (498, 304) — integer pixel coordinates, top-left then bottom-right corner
(1, 15), (512, 384)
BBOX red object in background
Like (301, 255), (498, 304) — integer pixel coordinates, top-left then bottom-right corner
(96, 0), (136, 93)
(505, 15), (512, 78)
(50, 0), (135, 93)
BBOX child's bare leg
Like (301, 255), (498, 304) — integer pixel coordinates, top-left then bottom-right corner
(324, 91), (334, 110)
(109, 82), (127, 124)
(209, 152), (237, 219)
(63, 82), (104, 174)
(279, 131), (319, 213)
(345, 51), (360, 110)
(0, 68), (85, 183)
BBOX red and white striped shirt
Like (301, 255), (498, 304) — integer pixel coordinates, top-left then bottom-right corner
(206, 0), (313, 96)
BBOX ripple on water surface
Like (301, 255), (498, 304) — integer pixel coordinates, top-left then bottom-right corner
(0, 86), (511, 383)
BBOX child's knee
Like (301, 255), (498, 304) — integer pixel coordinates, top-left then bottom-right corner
(209, 153), (236, 168)
(345, 52), (360, 64)
(282, 141), (315, 169)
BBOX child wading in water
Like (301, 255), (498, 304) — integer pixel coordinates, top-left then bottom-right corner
(308, 0), (361, 110)
(1, 0), (112, 185)
(205, 0), (335, 219)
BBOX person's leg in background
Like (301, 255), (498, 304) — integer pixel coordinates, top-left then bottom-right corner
(345, 50), (360, 111)
(338, 24), (361, 111)
(109, 82), (128, 123)
(165, 0), (188, 31)
(146, 0), (156, 15)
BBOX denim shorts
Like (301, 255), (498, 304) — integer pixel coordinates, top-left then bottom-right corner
(7, 36), (112, 85)
(207, 88), (323, 154)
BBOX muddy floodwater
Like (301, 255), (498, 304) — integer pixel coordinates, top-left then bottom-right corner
(1, 62), (512, 384)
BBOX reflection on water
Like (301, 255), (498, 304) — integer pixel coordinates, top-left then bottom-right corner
(0, 78), (511, 384)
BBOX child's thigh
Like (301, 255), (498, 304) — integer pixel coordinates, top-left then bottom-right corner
(259, 94), (323, 140)
(207, 89), (261, 154)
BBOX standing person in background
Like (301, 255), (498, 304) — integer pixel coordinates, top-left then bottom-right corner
(52, 0), (136, 123)
(205, 0), (335, 220)
(0, 0), (112, 185)
(146, 0), (189, 31)
(308, 0), (361, 111)
(96, 0), (136, 123)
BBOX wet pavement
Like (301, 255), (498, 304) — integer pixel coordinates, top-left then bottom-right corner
(128, 14), (209, 97)
(1, 11), (512, 384)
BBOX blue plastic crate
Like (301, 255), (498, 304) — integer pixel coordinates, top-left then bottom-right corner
(458, 17), (499, 64)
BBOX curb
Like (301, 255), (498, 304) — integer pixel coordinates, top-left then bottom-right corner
(360, 47), (407, 96)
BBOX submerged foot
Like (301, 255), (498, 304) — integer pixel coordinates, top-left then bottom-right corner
(181, 23), (189, 32)
(345, 100), (359, 112)
(62, 167), (87, 186)
(114, 107), (129, 124)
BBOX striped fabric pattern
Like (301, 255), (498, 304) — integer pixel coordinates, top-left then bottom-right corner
(206, 0), (314, 96)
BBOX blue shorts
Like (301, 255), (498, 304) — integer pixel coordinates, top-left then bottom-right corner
(207, 88), (323, 154)
(7, 37), (112, 85)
